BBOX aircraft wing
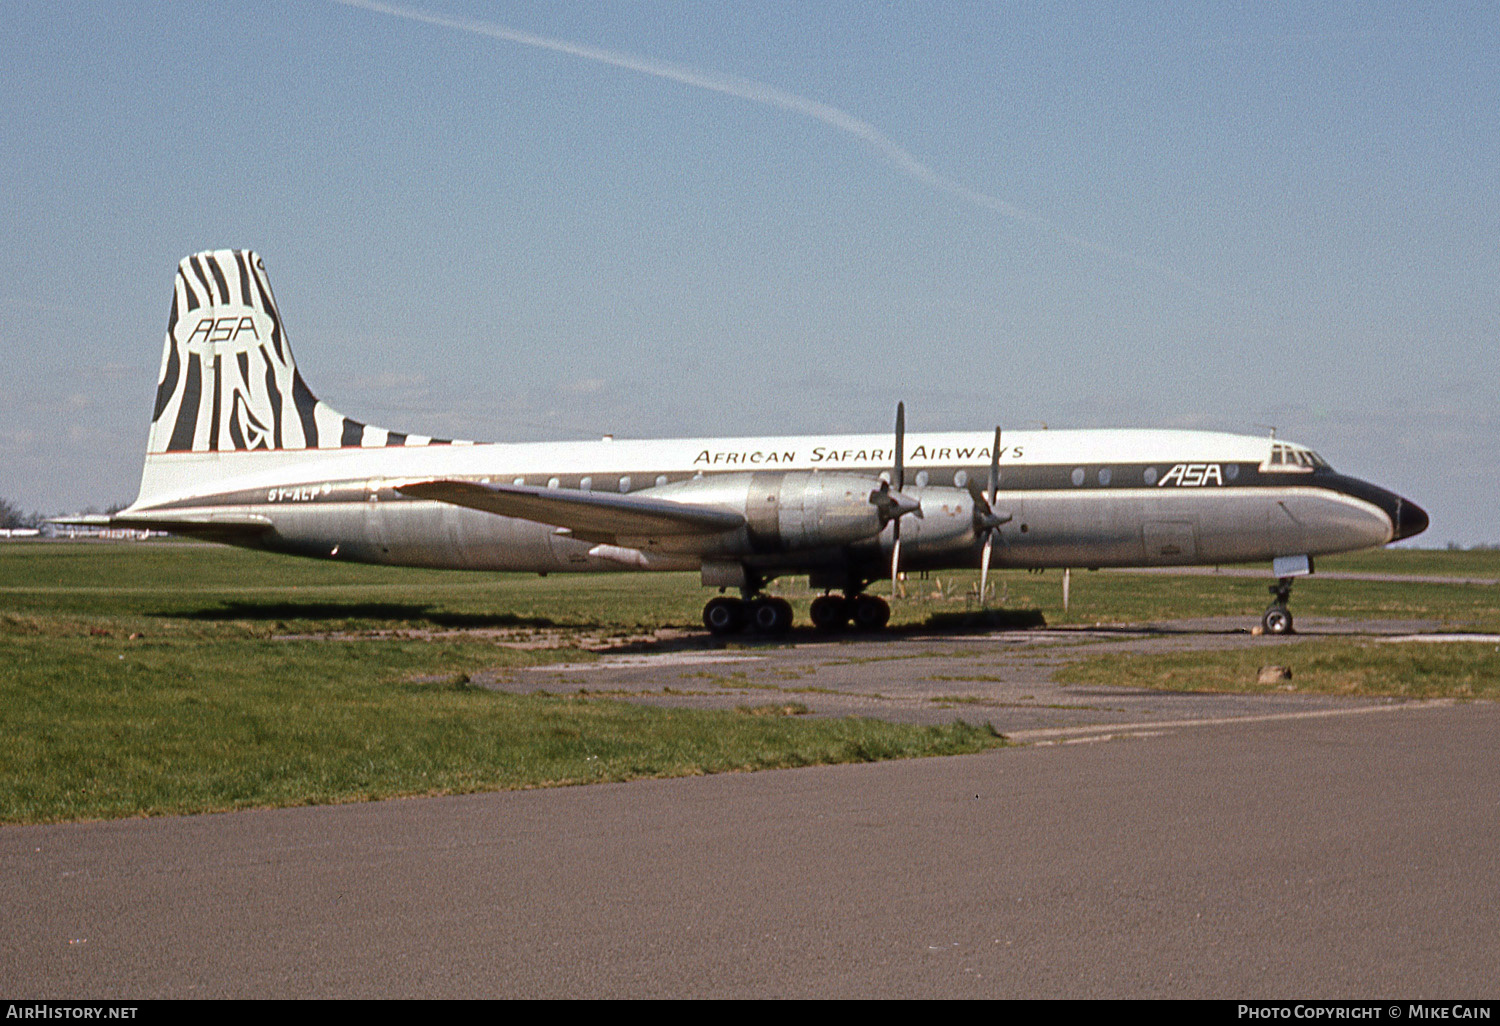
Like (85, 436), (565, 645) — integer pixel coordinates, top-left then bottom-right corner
(397, 479), (745, 544)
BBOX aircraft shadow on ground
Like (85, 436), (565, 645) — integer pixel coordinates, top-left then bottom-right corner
(918, 609), (1048, 632)
(148, 601), (1276, 646)
(154, 601), (562, 631)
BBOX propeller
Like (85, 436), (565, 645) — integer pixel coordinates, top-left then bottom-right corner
(869, 402), (923, 596)
(975, 425), (1013, 604)
(891, 402), (906, 595)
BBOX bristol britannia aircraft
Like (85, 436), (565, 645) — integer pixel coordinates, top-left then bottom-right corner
(64, 250), (1428, 636)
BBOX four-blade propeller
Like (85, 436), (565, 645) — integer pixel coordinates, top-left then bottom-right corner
(974, 425), (1013, 604)
(868, 402), (923, 594)
(874, 404), (1011, 602)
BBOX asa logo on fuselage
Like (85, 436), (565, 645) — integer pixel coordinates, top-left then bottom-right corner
(1158, 463), (1224, 487)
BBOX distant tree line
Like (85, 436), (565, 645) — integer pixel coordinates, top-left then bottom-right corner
(0, 498), (39, 530)
(0, 497), (130, 530)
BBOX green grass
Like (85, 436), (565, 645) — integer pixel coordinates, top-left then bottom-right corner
(4, 540), (1496, 823)
(0, 542), (1003, 824)
(6, 540), (1497, 634)
(1057, 639), (1500, 699)
(1318, 547), (1500, 577)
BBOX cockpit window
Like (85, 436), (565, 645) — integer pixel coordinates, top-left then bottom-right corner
(1263, 443), (1331, 472)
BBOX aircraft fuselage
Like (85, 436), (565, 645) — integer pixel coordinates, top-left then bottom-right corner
(130, 427), (1424, 584)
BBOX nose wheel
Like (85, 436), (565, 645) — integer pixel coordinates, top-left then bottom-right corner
(1261, 577), (1295, 635)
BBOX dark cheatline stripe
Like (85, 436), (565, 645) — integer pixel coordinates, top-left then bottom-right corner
(167, 354), (202, 451)
(207, 254), (230, 305)
(234, 251), (254, 306)
(341, 418), (364, 447)
(153, 292), (182, 422)
(182, 271), (200, 312)
(291, 371), (319, 446)
(236, 351), (250, 382)
(385, 432), (407, 447)
(430, 439), (451, 445)
(207, 354), (221, 451)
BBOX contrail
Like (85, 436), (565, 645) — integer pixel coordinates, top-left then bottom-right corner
(334, 0), (1205, 290)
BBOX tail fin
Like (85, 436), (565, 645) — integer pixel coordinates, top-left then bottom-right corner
(148, 250), (459, 455)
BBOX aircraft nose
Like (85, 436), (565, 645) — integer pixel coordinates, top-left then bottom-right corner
(1392, 496), (1429, 542)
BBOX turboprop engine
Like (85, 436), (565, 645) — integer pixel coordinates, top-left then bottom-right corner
(876, 485), (982, 561)
(647, 470), (916, 553)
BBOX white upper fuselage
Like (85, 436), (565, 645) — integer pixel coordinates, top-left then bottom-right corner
(138, 428), (1273, 507)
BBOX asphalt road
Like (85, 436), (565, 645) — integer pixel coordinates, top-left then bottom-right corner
(4, 619), (1497, 997)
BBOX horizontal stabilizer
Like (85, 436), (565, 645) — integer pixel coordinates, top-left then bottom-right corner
(51, 511), (274, 540)
(397, 479), (744, 544)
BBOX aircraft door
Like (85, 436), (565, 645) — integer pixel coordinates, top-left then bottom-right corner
(1142, 520), (1198, 564)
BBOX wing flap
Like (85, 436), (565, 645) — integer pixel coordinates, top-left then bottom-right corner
(397, 479), (745, 543)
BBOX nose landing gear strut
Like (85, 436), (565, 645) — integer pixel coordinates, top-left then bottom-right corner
(1262, 577), (1295, 635)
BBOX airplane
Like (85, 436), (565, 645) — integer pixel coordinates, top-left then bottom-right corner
(60, 249), (1429, 636)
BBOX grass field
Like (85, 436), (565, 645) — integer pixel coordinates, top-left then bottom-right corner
(1056, 638), (1500, 699)
(0, 542), (1008, 824)
(3, 541), (1496, 824)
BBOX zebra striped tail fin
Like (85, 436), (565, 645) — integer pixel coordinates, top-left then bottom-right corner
(148, 250), (461, 456)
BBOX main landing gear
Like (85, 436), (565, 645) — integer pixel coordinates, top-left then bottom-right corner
(1262, 577), (1296, 635)
(703, 594), (794, 636)
(701, 591), (892, 636)
(810, 593), (890, 633)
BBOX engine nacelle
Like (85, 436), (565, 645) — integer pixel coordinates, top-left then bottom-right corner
(645, 471), (889, 553)
(877, 486), (980, 559)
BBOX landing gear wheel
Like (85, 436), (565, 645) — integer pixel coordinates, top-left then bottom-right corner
(1262, 605), (1294, 635)
(809, 595), (851, 632)
(1261, 576), (1296, 635)
(749, 596), (794, 635)
(850, 594), (891, 631)
(703, 596), (747, 636)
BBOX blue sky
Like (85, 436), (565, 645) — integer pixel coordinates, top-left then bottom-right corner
(2, 1), (1496, 543)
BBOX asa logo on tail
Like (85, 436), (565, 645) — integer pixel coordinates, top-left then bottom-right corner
(176, 304), (274, 354)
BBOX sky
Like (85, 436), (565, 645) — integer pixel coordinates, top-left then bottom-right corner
(2, 1), (1496, 544)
